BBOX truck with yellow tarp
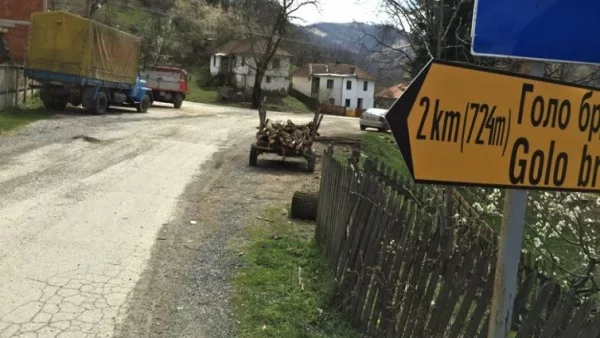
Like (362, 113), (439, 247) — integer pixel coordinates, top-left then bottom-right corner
(24, 11), (153, 114)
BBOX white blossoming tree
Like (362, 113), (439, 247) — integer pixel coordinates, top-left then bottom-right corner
(462, 188), (600, 297)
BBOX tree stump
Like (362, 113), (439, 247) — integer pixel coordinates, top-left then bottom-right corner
(290, 191), (319, 221)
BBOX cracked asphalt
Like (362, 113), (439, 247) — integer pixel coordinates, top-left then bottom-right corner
(0, 102), (361, 338)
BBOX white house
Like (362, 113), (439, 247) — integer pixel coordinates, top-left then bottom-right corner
(209, 40), (292, 93)
(292, 63), (376, 109)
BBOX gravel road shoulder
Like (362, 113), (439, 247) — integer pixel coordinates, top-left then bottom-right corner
(115, 135), (336, 338)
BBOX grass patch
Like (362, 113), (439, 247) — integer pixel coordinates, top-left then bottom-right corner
(187, 68), (219, 104)
(280, 95), (313, 114)
(187, 67), (312, 113)
(361, 132), (411, 177)
(233, 207), (360, 338)
(0, 96), (53, 135)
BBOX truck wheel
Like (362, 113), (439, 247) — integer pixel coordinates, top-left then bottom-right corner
(137, 94), (150, 113)
(43, 100), (55, 109)
(249, 144), (258, 167)
(43, 100), (66, 110)
(54, 101), (68, 111)
(173, 94), (183, 109)
(91, 92), (108, 115)
(70, 98), (82, 107)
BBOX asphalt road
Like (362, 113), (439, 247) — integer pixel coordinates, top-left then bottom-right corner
(0, 102), (361, 338)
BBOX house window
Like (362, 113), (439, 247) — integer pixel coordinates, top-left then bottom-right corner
(346, 80), (352, 90)
(329, 98), (335, 105)
(272, 58), (281, 69)
(358, 98), (363, 109)
(363, 81), (368, 91)
(266, 76), (272, 83)
(242, 56), (245, 66)
(213, 56), (216, 66)
(326, 79), (334, 89)
(345, 99), (351, 107)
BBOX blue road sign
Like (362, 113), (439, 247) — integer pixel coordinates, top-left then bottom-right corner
(471, 0), (600, 64)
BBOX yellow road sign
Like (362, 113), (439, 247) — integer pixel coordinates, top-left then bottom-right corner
(386, 59), (600, 191)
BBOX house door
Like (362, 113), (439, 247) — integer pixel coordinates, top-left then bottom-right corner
(311, 77), (320, 98)
(357, 98), (363, 109)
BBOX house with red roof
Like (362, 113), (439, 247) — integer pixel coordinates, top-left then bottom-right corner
(291, 62), (376, 110)
(375, 82), (408, 108)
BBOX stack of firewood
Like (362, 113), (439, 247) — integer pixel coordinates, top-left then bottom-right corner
(256, 119), (320, 155)
(255, 102), (324, 156)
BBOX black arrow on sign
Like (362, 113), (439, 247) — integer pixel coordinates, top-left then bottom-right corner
(384, 59), (433, 180)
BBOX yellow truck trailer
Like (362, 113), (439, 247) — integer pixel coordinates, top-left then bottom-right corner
(24, 11), (153, 114)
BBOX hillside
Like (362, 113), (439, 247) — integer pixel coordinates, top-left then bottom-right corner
(298, 22), (411, 86)
(51, 0), (154, 31)
(304, 22), (407, 52)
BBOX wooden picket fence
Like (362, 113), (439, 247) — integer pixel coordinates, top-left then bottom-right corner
(315, 146), (600, 337)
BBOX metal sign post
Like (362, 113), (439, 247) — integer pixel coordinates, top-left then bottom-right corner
(487, 61), (543, 337)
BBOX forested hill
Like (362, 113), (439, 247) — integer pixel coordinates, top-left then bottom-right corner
(51, 0), (408, 84)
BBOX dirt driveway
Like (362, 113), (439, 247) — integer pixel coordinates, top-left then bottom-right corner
(0, 102), (361, 338)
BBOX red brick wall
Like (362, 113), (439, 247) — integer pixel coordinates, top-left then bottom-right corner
(0, 0), (45, 64)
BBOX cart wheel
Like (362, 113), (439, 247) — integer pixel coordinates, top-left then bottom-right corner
(249, 144), (258, 167)
(307, 149), (316, 173)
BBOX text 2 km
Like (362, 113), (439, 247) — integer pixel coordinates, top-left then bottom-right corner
(416, 97), (507, 147)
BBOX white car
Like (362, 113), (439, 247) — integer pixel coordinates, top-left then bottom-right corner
(359, 108), (389, 132)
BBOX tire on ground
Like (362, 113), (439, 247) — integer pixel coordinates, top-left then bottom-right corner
(290, 191), (319, 221)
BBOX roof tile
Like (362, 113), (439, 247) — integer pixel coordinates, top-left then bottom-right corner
(376, 82), (409, 99)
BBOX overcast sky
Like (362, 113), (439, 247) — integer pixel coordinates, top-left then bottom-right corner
(293, 0), (383, 25)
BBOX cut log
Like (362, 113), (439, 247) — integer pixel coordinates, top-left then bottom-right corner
(290, 191), (319, 221)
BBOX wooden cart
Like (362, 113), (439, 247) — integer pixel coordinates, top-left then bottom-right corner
(249, 105), (322, 173)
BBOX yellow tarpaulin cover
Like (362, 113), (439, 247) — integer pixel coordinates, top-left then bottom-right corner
(25, 11), (140, 85)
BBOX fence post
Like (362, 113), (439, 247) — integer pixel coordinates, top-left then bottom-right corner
(15, 66), (20, 106)
(3, 64), (8, 111)
(23, 69), (27, 104)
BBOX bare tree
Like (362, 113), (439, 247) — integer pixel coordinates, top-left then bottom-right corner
(85, 0), (109, 18)
(544, 62), (600, 86)
(235, 0), (317, 108)
(375, 0), (513, 77)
